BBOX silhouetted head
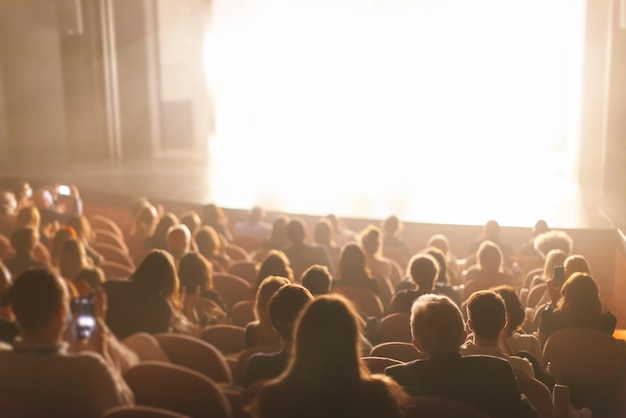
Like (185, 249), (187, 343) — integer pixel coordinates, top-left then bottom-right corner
(532, 219), (549, 236)
(257, 250), (293, 287)
(11, 226), (39, 255)
(268, 215), (290, 249)
(203, 204), (227, 228)
(484, 220), (500, 241)
(339, 244), (369, 282)
(491, 285), (524, 335)
(195, 225), (222, 259)
(313, 218), (334, 247)
(15, 206), (41, 230)
(424, 247), (447, 284)
(0, 191), (16, 215)
(59, 238), (88, 281)
(269, 284), (313, 342)
(178, 252), (214, 293)
(360, 226), (381, 256)
(543, 249), (567, 278)
(249, 206), (265, 223)
(180, 211), (202, 237)
(74, 267), (105, 293)
(427, 234), (450, 255)
(254, 275), (291, 325)
(301, 264), (332, 296)
(50, 226), (77, 264)
(534, 230), (574, 258)
(148, 213), (179, 251)
(408, 253), (439, 291)
(466, 290), (506, 340)
(132, 250), (179, 301)
(382, 215), (402, 237)
(557, 273), (602, 327)
(10, 269), (69, 337)
(286, 219), (306, 245)
(32, 188), (54, 211)
(477, 241), (503, 273)
(410, 294), (466, 357)
(68, 215), (93, 243)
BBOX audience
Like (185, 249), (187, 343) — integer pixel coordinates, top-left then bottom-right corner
(145, 212), (178, 252)
(360, 225), (397, 284)
(533, 229), (574, 259)
(5, 226), (48, 277)
(234, 206), (272, 242)
(325, 214), (358, 247)
(282, 218), (334, 279)
(243, 284), (313, 388)
(313, 218), (341, 264)
(520, 219), (550, 260)
(195, 225), (231, 272)
(250, 294), (407, 418)
(0, 191), (17, 237)
(0, 269), (134, 416)
(389, 253), (439, 314)
(126, 203), (158, 264)
(467, 220), (513, 268)
(255, 250), (294, 289)
(462, 290), (535, 379)
(464, 240), (515, 289)
(177, 252), (226, 313)
(425, 247), (462, 306)
(301, 264), (332, 296)
(203, 203), (232, 242)
(251, 215), (291, 261)
(166, 224), (191, 263)
(385, 294), (537, 418)
(333, 244), (380, 297)
(245, 276), (290, 348)
(58, 237), (92, 282)
(67, 215), (103, 266)
(0, 263), (18, 344)
(381, 215), (412, 267)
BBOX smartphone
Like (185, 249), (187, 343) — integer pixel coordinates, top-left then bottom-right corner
(58, 184), (71, 196)
(72, 297), (95, 339)
(553, 266), (565, 288)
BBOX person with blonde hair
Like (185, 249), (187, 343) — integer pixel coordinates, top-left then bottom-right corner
(250, 294), (407, 418)
(464, 241), (514, 288)
(255, 250), (293, 289)
(58, 238), (91, 282)
(245, 276), (290, 348)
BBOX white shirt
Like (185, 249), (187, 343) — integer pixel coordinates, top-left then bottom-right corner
(233, 221), (272, 241)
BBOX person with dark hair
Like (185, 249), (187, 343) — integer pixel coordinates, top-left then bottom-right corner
(251, 215), (291, 262)
(333, 244), (380, 297)
(467, 220), (513, 268)
(203, 203), (232, 242)
(104, 250), (179, 339)
(145, 212), (179, 252)
(180, 211), (202, 239)
(255, 250), (294, 289)
(381, 215), (411, 266)
(67, 215), (103, 267)
(195, 225), (231, 272)
(520, 219), (549, 259)
(5, 226), (48, 277)
(301, 264), (332, 296)
(243, 284), (313, 388)
(283, 218), (334, 279)
(178, 252), (226, 312)
(313, 218), (341, 263)
(425, 247), (462, 306)
(0, 269), (134, 415)
(360, 225), (395, 283)
(385, 294), (537, 418)
(0, 264), (18, 344)
(462, 291), (535, 379)
(32, 185), (83, 228)
(388, 253), (439, 314)
(491, 285), (542, 362)
(249, 295), (407, 418)
(0, 191), (17, 237)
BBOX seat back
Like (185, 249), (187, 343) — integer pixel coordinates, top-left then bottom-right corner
(95, 229), (129, 252)
(517, 377), (554, 418)
(405, 396), (489, 418)
(91, 215), (125, 240)
(155, 333), (233, 383)
(199, 324), (246, 355)
(374, 276), (394, 308)
(101, 261), (134, 280)
(370, 342), (422, 363)
(334, 285), (384, 318)
(103, 405), (189, 418)
(526, 283), (547, 309)
(232, 236), (264, 253)
(361, 356), (402, 374)
(377, 313), (412, 343)
(522, 267), (544, 289)
(224, 244), (249, 261)
(0, 396), (54, 418)
(213, 273), (252, 310)
(122, 333), (170, 362)
(228, 260), (260, 286)
(93, 242), (134, 269)
(236, 345), (280, 385)
(123, 361), (232, 418)
(544, 328), (624, 417)
(230, 300), (255, 327)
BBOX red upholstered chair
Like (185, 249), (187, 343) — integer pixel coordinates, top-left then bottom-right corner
(543, 328), (624, 417)
(91, 214), (125, 240)
(155, 333), (233, 384)
(374, 276), (394, 308)
(228, 260), (260, 286)
(103, 405), (189, 418)
(517, 377), (554, 418)
(100, 261), (133, 280)
(0, 396), (54, 418)
(95, 229), (129, 253)
(224, 244), (249, 261)
(377, 313), (412, 343)
(526, 283), (548, 309)
(236, 345), (279, 385)
(369, 342), (423, 363)
(93, 242), (134, 269)
(123, 361), (232, 418)
(405, 396), (489, 418)
(334, 285), (384, 318)
(230, 300), (255, 328)
(212, 273), (252, 310)
(199, 324), (246, 355)
(522, 267), (544, 289)
(361, 356), (402, 374)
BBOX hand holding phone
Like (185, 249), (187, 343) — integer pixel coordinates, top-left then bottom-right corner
(58, 184), (71, 196)
(72, 297), (96, 340)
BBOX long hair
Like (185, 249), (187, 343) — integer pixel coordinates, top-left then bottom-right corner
(556, 273), (602, 328)
(178, 252), (214, 293)
(132, 250), (179, 303)
(256, 250), (293, 288)
(253, 276), (290, 346)
(360, 226), (382, 257)
(195, 225), (222, 259)
(339, 244), (370, 282)
(564, 255), (591, 280)
(58, 238), (89, 281)
(146, 213), (179, 251)
(542, 249), (567, 279)
(15, 206), (40, 230)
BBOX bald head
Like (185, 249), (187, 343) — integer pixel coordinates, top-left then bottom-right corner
(167, 225), (191, 258)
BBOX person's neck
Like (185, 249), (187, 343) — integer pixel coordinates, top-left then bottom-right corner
(472, 334), (499, 348)
(280, 338), (293, 354)
(20, 327), (63, 346)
